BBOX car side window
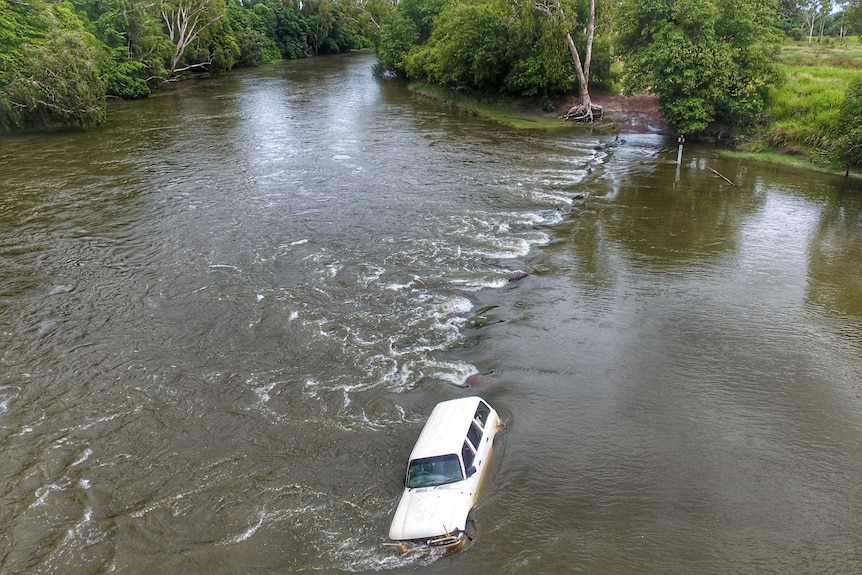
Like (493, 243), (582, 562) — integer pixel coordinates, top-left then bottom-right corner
(462, 441), (475, 470)
(467, 421), (483, 449)
(474, 402), (490, 427)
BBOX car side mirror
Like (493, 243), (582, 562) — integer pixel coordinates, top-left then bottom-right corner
(466, 465), (476, 478)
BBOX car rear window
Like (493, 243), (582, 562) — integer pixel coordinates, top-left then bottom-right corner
(461, 441), (475, 470)
(467, 421), (483, 449)
(474, 402), (490, 427)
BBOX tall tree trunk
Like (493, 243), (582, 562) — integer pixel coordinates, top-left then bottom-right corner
(535, 0), (601, 122)
(582, 0), (594, 87)
(565, 32), (591, 107)
(804, 8), (817, 44)
(161, 0), (222, 79)
(563, 0), (601, 122)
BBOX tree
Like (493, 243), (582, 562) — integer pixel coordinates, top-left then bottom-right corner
(305, 0), (335, 55)
(338, 0), (395, 48)
(226, 1), (281, 67)
(1, 28), (106, 129)
(832, 7), (850, 43)
(833, 78), (862, 177)
(775, 0), (803, 37)
(800, 0), (819, 42)
(817, 0), (832, 41)
(160, 0), (226, 78)
(845, 0), (862, 34)
(618, 0), (782, 138)
(71, 0), (172, 97)
(504, 0), (573, 97)
(0, 0), (52, 91)
(534, 0), (602, 122)
(375, 0), (445, 76)
(262, 1), (312, 59)
(405, 2), (511, 91)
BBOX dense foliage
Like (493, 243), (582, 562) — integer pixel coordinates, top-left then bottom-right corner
(0, 0), (368, 131)
(833, 77), (862, 176)
(1, 0), (860, 159)
(617, 0), (783, 138)
(376, 0), (614, 99)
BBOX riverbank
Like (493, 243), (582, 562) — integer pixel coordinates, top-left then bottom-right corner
(409, 39), (862, 179)
(409, 83), (858, 180)
(409, 83), (669, 134)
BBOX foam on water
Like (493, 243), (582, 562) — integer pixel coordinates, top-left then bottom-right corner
(254, 381), (277, 403)
(0, 60), (639, 575)
(446, 275), (510, 291)
(219, 509), (266, 545)
(468, 233), (549, 259)
(424, 358), (477, 388)
(71, 448), (92, 467)
(256, 139), (599, 410)
(32, 481), (69, 508)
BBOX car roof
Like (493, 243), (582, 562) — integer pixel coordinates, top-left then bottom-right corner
(409, 396), (492, 461)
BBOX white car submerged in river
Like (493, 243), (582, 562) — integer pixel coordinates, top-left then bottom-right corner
(385, 396), (502, 555)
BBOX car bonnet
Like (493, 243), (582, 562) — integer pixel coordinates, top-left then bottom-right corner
(388, 484), (471, 541)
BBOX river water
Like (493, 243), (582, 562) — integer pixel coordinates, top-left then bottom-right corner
(1, 52), (861, 574)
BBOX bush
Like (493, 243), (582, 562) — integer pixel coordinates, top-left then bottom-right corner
(1, 29), (106, 129)
(407, 3), (511, 92)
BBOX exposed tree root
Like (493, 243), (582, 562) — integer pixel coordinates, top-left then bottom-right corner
(564, 103), (603, 123)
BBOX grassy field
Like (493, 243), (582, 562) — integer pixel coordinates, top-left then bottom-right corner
(744, 37), (862, 168)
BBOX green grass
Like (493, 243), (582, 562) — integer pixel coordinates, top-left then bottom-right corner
(746, 38), (862, 166)
(719, 149), (836, 173)
(777, 37), (862, 69)
(412, 39), (859, 169)
(408, 83), (614, 131)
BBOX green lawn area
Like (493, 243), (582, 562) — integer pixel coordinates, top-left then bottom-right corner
(746, 38), (862, 166)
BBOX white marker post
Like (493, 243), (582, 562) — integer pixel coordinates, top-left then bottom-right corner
(677, 135), (685, 164)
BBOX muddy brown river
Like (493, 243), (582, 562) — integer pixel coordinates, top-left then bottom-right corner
(1, 52), (861, 574)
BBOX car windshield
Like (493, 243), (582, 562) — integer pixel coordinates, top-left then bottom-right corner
(406, 454), (464, 488)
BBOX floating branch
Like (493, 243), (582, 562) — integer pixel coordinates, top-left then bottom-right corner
(709, 168), (735, 186)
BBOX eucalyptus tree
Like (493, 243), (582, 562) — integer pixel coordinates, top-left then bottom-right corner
(160, 0), (227, 78)
(798, 0), (836, 42)
(801, 0), (820, 41)
(817, 0), (833, 40)
(533, 0), (602, 121)
(338, 0), (395, 48)
(833, 8), (850, 42)
(618, 0), (783, 138)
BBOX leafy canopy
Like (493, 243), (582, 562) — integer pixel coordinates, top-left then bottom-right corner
(0, 0), (372, 130)
(833, 77), (862, 175)
(618, 0), (782, 138)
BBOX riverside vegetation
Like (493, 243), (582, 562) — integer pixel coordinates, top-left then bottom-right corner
(1, 0), (861, 175)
